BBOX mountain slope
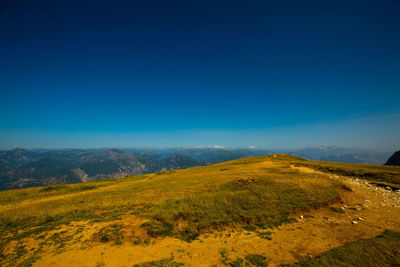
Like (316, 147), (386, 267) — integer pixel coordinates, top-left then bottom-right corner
(385, 151), (400, 166)
(0, 149), (203, 190)
(0, 155), (399, 266)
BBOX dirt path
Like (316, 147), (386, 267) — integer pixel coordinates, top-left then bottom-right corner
(27, 172), (400, 266)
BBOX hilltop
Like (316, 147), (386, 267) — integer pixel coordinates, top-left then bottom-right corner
(0, 154), (399, 266)
(0, 146), (392, 191)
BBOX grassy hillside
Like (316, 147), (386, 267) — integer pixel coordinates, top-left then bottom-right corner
(0, 154), (399, 266)
(0, 155), (339, 234)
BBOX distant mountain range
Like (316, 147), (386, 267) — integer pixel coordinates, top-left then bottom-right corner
(290, 146), (392, 165)
(0, 149), (203, 190)
(0, 146), (394, 190)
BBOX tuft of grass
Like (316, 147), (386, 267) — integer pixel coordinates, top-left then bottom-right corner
(225, 254), (269, 267)
(330, 207), (345, 213)
(178, 225), (199, 242)
(147, 221), (174, 237)
(38, 183), (97, 194)
(286, 230), (400, 267)
(97, 224), (123, 244)
(229, 258), (246, 267)
(39, 184), (69, 192)
(243, 225), (257, 232)
(100, 233), (109, 243)
(258, 231), (273, 240)
(155, 171), (176, 176)
(18, 254), (40, 267)
(245, 254), (268, 266)
(133, 256), (184, 266)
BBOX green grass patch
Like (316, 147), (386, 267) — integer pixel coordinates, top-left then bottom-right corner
(141, 177), (337, 240)
(133, 256), (184, 266)
(245, 254), (268, 266)
(286, 230), (400, 266)
(221, 252), (269, 267)
(97, 224), (123, 244)
(243, 225), (257, 232)
(258, 231), (273, 240)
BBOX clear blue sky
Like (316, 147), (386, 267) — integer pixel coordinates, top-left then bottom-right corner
(1, 0), (399, 150)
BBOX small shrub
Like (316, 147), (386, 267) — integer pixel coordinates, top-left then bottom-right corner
(143, 239), (150, 246)
(259, 231), (272, 240)
(255, 222), (268, 229)
(229, 258), (246, 267)
(100, 234), (109, 243)
(243, 225), (257, 232)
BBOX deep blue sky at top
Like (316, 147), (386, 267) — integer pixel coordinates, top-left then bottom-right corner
(0, 0), (399, 149)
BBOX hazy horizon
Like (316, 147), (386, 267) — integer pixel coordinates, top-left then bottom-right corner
(1, 112), (399, 151)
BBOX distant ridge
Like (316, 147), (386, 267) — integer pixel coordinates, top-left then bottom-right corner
(0, 146), (393, 191)
(385, 151), (400, 166)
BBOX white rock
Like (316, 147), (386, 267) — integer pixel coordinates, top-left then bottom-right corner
(352, 220), (358, 224)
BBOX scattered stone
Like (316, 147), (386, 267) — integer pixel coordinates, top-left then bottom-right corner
(352, 220), (358, 224)
(299, 215), (303, 219)
(357, 217), (363, 221)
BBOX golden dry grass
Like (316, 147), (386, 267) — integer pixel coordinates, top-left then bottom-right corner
(0, 154), (399, 266)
